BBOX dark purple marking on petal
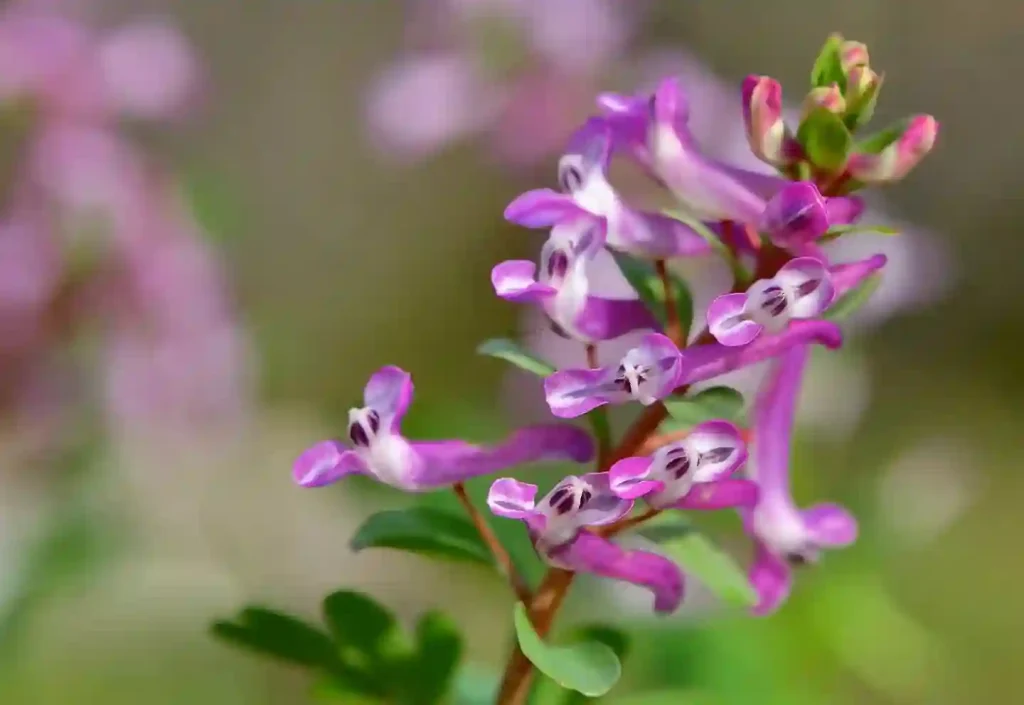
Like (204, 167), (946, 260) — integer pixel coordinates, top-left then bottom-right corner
(348, 421), (370, 447)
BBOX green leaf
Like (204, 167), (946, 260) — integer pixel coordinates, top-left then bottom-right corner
(796, 108), (853, 172)
(322, 590), (409, 676)
(350, 507), (493, 566)
(450, 663), (501, 705)
(561, 626), (630, 705)
(820, 224), (900, 243)
(477, 338), (556, 377)
(664, 387), (745, 428)
(408, 611), (464, 705)
(639, 526), (757, 608)
(854, 120), (907, 155)
(845, 74), (884, 130)
(611, 252), (694, 335)
(809, 33), (846, 91)
(513, 603), (622, 697)
(211, 608), (338, 669)
(823, 274), (882, 322)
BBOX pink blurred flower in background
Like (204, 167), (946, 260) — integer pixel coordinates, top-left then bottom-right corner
(366, 0), (648, 166)
(0, 0), (249, 459)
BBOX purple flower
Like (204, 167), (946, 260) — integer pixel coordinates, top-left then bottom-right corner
(707, 258), (836, 347)
(504, 118), (711, 258)
(293, 366), (594, 491)
(543, 333), (682, 418)
(608, 420), (757, 510)
(829, 253), (887, 298)
(758, 181), (831, 249)
(488, 473), (684, 613)
(847, 115), (939, 184)
(743, 345), (858, 615)
(491, 220), (658, 343)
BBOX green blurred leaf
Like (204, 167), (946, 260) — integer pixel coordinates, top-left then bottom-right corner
(664, 387), (745, 428)
(450, 663), (501, 705)
(322, 590), (410, 677)
(809, 34), (846, 90)
(797, 108), (852, 172)
(854, 119), (907, 154)
(182, 166), (243, 245)
(820, 224), (900, 242)
(610, 691), (720, 705)
(211, 608), (338, 669)
(561, 626), (630, 705)
(611, 252), (694, 336)
(408, 611), (464, 705)
(478, 338), (556, 377)
(823, 274), (882, 322)
(845, 74), (884, 130)
(350, 507), (493, 566)
(513, 603), (622, 697)
(639, 526), (757, 608)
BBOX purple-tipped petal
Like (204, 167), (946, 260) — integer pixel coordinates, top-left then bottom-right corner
(544, 368), (614, 418)
(613, 209), (712, 258)
(775, 257), (836, 318)
(707, 292), (761, 347)
(749, 542), (792, 616)
(829, 254), (887, 299)
(363, 365), (414, 429)
(847, 115), (939, 183)
(608, 456), (663, 499)
(575, 472), (634, 526)
(551, 532), (684, 614)
(487, 478), (538, 519)
(741, 75), (789, 167)
(636, 332), (685, 398)
(676, 320), (842, 386)
(759, 182), (829, 250)
(492, 260), (556, 303)
(801, 503), (858, 547)
(563, 117), (613, 173)
(505, 189), (586, 228)
(673, 478), (759, 510)
(575, 296), (659, 341)
(687, 420), (748, 482)
(824, 196), (865, 226)
(750, 344), (809, 492)
(293, 440), (367, 487)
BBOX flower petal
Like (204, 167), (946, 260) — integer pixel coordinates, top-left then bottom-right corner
(543, 368), (616, 418)
(613, 209), (712, 258)
(707, 292), (761, 347)
(505, 189), (587, 228)
(759, 181), (829, 250)
(487, 478), (538, 519)
(492, 260), (556, 303)
(775, 257), (836, 318)
(636, 332), (685, 398)
(824, 196), (865, 226)
(801, 503), (858, 547)
(563, 116), (614, 173)
(550, 532), (684, 614)
(293, 440), (366, 487)
(363, 365), (414, 429)
(608, 456), (663, 499)
(672, 478), (759, 510)
(412, 424), (594, 488)
(749, 344), (809, 494)
(575, 296), (659, 341)
(828, 253), (887, 299)
(749, 541), (792, 616)
(575, 472), (634, 526)
(687, 420), (748, 482)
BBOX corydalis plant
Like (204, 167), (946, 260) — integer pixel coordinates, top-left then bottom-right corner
(213, 33), (937, 705)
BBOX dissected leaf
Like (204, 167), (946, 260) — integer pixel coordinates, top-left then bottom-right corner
(611, 252), (694, 336)
(211, 608), (338, 669)
(407, 611), (465, 705)
(322, 590), (410, 677)
(639, 526), (757, 608)
(824, 274), (882, 322)
(854, 120), (907, 155)
(664, 387), (745, 428)
(513, 603), (622, 697)
(350, 507), (493, 566)
(477, 338), (556, 377)
(797, 108), (853, 172)
(809, 34), (846, 91)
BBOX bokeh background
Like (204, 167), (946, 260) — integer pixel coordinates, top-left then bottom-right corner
(0, 0), (1021, 703)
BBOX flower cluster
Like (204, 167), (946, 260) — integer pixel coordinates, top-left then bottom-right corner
(0, 0), (248, 451)
(296, 30), (936, 641)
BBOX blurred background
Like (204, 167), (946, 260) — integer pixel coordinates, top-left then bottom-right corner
(0, 0), (1021, 703)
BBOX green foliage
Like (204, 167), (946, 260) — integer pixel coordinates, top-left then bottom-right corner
(823, 275), (882, 322)
(809, 34), (846, 91)
(561, 625), (631, 705)
(349, 506), (494, 566)
(611, 252), (694, 337)
(845, 74), (884, 130)
(819, 224), (900, 243)
(639, 521), (758, 608)
(477, 338), (556, 377)
(513, 603), (622, 697)
(854, 120), (907, 155)
(797, 108), (853, 172)
(213, 591), (465, 705)
(663, 387), (746, 430)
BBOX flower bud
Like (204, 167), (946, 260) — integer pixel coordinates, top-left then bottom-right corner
(742, 75), (790, 167)
(847, 115), (938, 183)
(840, 41), (869, 73)
(758, 181), (830, 249)
(844, 66), (882, 127)
(801, 83), (845, 121)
